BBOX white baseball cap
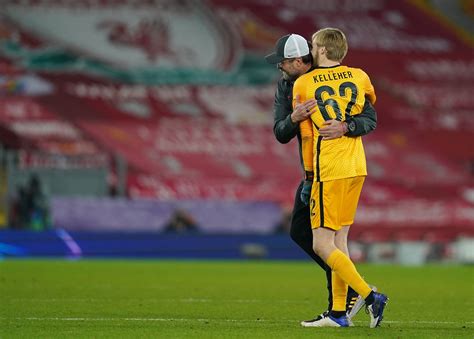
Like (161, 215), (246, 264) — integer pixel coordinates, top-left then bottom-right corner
(265, 34), (310, 64)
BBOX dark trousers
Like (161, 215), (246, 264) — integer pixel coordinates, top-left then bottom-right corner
(291, 181), (333, 310)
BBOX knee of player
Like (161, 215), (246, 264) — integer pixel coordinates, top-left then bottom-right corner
(313, 238), (332, 258)
(312, 242), (323, 257)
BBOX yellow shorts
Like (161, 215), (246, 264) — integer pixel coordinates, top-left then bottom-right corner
(310, 176), (365, 231)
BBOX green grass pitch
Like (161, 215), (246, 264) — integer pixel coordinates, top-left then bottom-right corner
(1, 259), (473, 338)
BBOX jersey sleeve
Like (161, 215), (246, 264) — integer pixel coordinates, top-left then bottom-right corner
(361, 70), (376, 105)
(299, 119), (314, 173)
(292, 77), (307, 108)
(293, 78), (314, 173)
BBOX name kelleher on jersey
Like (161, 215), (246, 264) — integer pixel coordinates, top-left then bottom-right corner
(313, 71), (353, 83)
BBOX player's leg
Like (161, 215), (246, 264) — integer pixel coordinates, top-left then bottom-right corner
(291, 181), (333, 322)
(334, 226), (370, 320)
(331, 226), (350, 320)
(334, 226), (364, 320)
(311, 179), (388, 328)
(338, 177), (376, 320)
(315, 180), (358, 321)
(303, 180), (350, 327)
(335, 226), (350, 255)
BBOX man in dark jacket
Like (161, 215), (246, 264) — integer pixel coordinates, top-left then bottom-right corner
(265, 33), (377, 325)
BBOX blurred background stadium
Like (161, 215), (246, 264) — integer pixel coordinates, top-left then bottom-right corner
(0, 0), (473, 264)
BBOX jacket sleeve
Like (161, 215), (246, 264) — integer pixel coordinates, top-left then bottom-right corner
(345, 98), (377, 137)
(273, 79), (298, 144)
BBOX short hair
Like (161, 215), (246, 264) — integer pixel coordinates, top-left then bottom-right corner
(312, 28), (348, 62)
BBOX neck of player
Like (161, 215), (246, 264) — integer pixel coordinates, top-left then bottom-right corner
(318, 60), (340, 67)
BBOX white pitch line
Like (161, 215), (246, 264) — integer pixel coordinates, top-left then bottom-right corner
(7, 298), (473, 308)
(2, 317), (473, 325)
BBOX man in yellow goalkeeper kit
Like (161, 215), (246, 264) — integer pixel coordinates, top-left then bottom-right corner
(293, 27), (388, 328)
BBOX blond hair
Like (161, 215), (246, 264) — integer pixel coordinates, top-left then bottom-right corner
(312, 28), (348, 62)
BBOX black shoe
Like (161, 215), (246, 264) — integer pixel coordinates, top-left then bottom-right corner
(346, 289), (359, 317)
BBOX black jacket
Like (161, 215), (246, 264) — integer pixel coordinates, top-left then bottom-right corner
(273, 77), (377, 171)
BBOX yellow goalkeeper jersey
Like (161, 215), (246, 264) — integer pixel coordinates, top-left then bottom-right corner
(293, 65), (376, 182)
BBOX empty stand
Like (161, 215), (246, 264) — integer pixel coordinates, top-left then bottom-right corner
(0, 0), (472, 237)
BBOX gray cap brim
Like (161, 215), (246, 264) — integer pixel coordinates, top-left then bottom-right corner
(265, 52), (284, 64)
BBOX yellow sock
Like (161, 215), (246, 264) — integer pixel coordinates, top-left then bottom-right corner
(331, 271), (347, 312)
(327, 249), (372, 299)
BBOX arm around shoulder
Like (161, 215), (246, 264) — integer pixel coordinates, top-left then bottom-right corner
(345, 99), (377, 137)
